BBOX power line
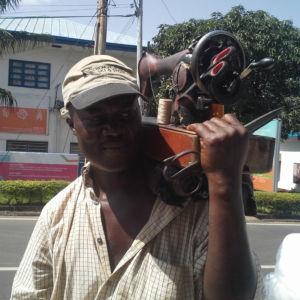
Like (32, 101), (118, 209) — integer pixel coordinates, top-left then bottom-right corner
(108, 6), (133, 9)
(18, 4), (96, 6)
(160, 0), (177, 24)
(2, 2), (135, 17)
(10, 5), (132, 14)
(113, 0), (136, 44)
(0, 14), (135, 18)
(2, 9), (97, 14)
(114, 15), (136, 43)
(18, 3), (133, 7)
(110, 2), (134, 6)
(0, 15), (98, 18)
(108, 1), (134, 8)
(112, 0), (136, 44)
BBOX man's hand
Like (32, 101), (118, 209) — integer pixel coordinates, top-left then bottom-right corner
(187, 114), (249, 182)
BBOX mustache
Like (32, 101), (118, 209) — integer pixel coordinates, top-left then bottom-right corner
(99, 136), (130, 147)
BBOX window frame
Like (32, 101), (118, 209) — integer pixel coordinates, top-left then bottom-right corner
(8, 59), (51, 90)
(70, 142), (85, 163)
(6, 140), (48, 153)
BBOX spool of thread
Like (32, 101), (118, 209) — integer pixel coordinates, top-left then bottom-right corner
(157, 99), (172, 125)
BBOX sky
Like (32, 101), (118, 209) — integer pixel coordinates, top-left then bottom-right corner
(1, 0), (300, 43)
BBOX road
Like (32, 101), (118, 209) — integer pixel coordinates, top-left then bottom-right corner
(1, 217), (300, 299)
(0, 217), (37, 300)
(247, 222), (300, 276)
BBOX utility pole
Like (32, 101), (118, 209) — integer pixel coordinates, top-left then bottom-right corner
(94, 0), (108, 55)
(135, 0), (143, 111)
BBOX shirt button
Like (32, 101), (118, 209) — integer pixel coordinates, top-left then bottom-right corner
(106, 280), (112, 286)
(97, 238), (103, 245)
(93, 200), (99, 205)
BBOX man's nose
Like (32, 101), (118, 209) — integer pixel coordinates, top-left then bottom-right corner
(102, 118), (124, 136)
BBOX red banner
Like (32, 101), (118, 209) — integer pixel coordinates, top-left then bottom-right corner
(1, 162), (78, 181)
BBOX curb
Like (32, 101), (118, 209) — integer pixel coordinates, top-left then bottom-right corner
(1, 205), (300, 222)
(0, 211), (41, 216)
(245, 216), (300, 223)
(256, 213), (300, 222)
(0, 205), (44, 216)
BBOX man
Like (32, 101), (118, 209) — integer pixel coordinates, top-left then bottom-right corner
(11, 55), (264, 299)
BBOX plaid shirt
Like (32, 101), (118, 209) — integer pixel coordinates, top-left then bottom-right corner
(11, 164), (265, 300)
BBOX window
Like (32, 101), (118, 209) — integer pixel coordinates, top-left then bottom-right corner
(6, 141), (48, 152)
(9, 60), (50, 89)
(70, 143), (85, 163)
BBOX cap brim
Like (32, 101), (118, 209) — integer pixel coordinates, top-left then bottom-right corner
(69, 83), (149, 110)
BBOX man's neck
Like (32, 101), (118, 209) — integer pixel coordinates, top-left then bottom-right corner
(90, 157), (156, 272)
(91, 159), (152, 204)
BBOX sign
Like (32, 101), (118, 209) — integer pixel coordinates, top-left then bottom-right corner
(252, 119), (282, 192)
(294, 163), (300, 184)
(0, 152), (78, 181)
(252, 120), (278, 139)
(0, 106), (47, 134)
(252, 167), (274, 192)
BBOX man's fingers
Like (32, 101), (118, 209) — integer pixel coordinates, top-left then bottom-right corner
(220, 114), (242, 127)
(201, 120), (226, 133)
(186, 123), (211, 138)
(187, 114), (246, 135)
(207, 115), (240, 130)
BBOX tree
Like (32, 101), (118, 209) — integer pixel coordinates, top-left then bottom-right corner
(0, 0), (52, 107)
(151, 6), (300, 139)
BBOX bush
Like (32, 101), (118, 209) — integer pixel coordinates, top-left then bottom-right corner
(0, 180), (70, 205)
(255, 191), (300, 216)
(1, 181), (300, 216)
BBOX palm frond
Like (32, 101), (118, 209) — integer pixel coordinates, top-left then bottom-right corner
(0, 0), (19, 13)
(0, 29), (54, 57)
(0, 28), (15, 56)
(0, 88), (17, 107)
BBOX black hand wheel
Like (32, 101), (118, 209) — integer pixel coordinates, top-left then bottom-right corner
(190, 30), (246, 105)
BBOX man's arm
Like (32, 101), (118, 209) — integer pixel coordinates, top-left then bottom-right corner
(11, 214), (53, 299)
(187, 114), (257, 300)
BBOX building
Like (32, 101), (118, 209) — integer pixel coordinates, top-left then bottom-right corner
(0, 17), (146, 157)
(278, 134), (300, 192)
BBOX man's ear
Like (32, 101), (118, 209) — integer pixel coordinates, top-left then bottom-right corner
(66, 116), (77, 136)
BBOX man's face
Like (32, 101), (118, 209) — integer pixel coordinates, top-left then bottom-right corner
(67, 95), (142, 173)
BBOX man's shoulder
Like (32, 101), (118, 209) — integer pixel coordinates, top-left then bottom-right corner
(184, 198), (209, 216)
(40, 176), (85, 222)
(180, 199), (209, 234)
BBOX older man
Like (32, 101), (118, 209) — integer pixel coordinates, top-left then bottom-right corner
(11, 55), (264, 300)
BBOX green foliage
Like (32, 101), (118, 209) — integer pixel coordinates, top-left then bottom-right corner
(0, 180), (69, 204)
(151, 6), (300, 139)
(0, 181), (299, 218)
(0, 0), (19, 13)
(0, 87), (17, 107)
(255, 191), (300, 216)
(0, 30), (53, 58)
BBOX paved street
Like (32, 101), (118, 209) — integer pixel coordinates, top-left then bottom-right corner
(247, 222), (300, 276)
(1, 217), (300, 299)
(0, 217), (37, 300)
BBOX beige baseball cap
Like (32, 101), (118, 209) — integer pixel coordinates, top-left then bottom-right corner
(61, 55), (148, 115)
